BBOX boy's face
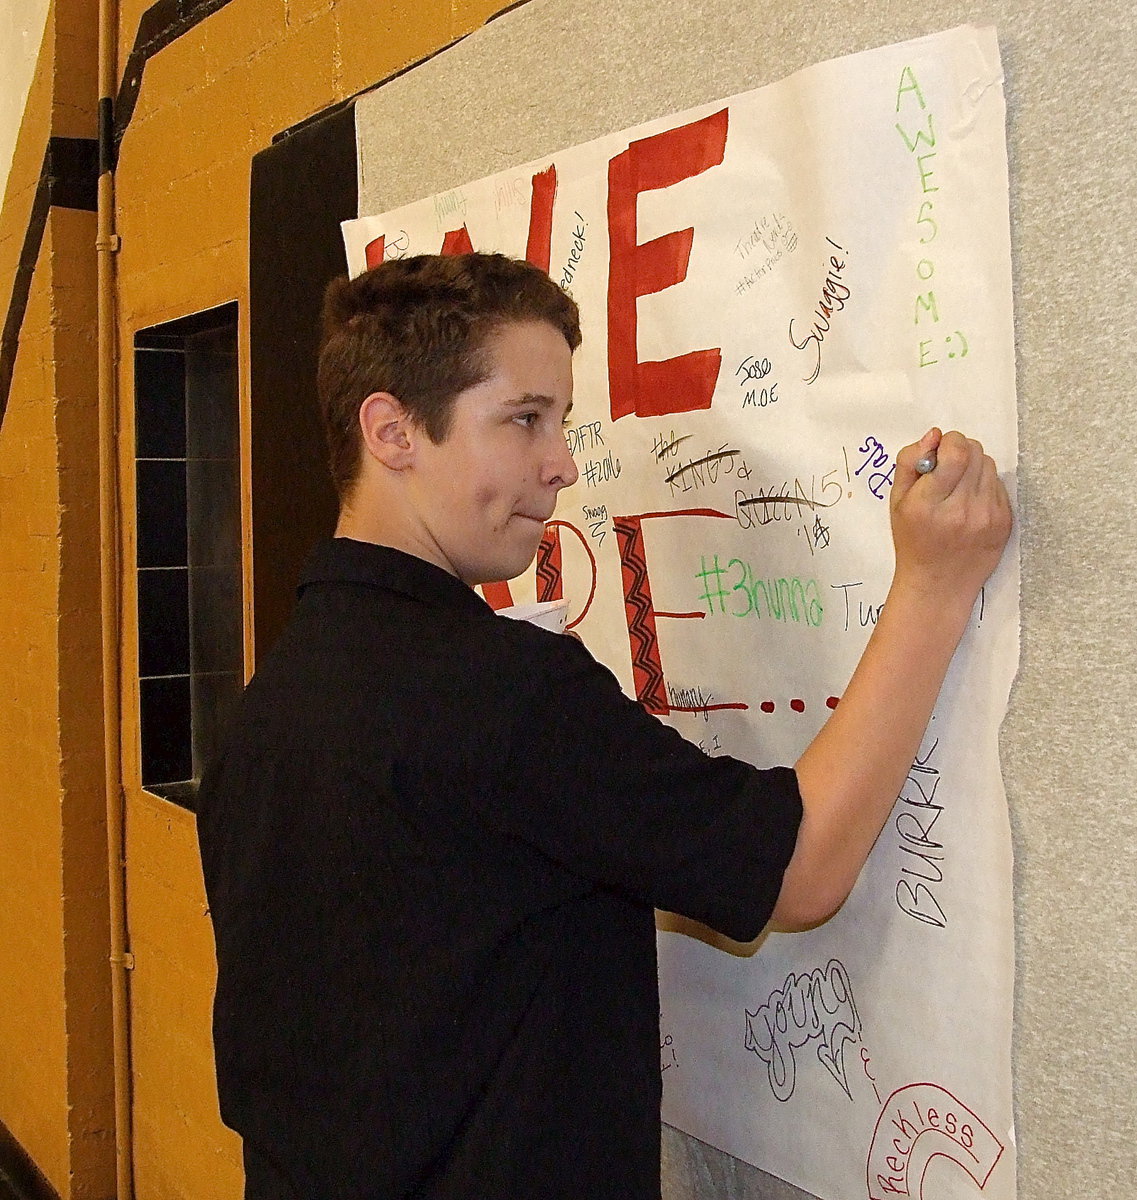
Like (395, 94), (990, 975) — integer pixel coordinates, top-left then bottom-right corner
(406, 319), (579, 585)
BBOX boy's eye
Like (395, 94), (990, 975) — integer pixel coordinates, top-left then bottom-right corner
(515, 412), (539, 427)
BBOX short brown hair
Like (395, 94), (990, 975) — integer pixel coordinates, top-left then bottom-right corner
(317, 252), (582, 499)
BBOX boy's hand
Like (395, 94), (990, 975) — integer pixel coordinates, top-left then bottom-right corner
(890, 427), (1013, 606)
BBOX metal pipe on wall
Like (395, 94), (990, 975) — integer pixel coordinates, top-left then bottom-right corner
(96, 0), (134, 1192)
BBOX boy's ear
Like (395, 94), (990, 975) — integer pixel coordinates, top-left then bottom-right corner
(358, 391), (417, 469)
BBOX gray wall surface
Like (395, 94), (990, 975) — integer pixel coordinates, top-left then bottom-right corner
(352, 1), (1137, 1195)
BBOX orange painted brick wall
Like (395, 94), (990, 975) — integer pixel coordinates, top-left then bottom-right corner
(0, 1), (111, 1195)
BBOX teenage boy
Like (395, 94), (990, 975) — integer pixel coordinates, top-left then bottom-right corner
(196, 252), (1012, 1200)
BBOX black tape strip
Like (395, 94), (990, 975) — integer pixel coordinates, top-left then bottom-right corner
(98, 95), (114, 174)
(0, 1116), (59, 1200)
(0, 137), (98, 423)
(114, 0), (236, 147)
(47, 136), (99, 212)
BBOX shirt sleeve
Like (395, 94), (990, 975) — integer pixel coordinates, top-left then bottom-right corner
(484, 627), (803, 942)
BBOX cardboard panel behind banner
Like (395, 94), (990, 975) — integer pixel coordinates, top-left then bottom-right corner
(335, 2), (1137, 1200)
(249, 105), (358, 661)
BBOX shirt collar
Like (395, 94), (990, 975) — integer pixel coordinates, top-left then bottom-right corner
(298, 538), (493, 615)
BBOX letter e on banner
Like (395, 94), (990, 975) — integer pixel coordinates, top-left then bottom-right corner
(607, 109), (728, 421)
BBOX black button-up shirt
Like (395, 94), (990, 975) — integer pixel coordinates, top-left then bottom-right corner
(196, 538), (801, 1198)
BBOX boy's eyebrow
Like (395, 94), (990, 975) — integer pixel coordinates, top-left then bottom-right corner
(504, 392), (573, 418)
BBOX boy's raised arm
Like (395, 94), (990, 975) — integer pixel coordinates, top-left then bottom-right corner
(771, 428), (1014, 930)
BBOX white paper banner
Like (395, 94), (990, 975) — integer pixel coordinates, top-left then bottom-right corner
(346, 24), (1018, 1200)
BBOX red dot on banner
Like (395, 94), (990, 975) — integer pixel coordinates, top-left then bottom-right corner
(760, 701), (775, 713)
(790, 699), (805, 712)
(826, 696), (840, 709)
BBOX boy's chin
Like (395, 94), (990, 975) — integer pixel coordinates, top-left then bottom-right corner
(463, 553), (540, 589)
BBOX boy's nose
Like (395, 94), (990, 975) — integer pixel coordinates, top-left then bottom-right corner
(550, 436), (579, 488)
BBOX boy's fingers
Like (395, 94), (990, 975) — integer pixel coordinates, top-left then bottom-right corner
(892, 427), (942, 508)
(980, 456), (1014, 526)
(967, 448), (995, 498)
(919, 431), (977, 498)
